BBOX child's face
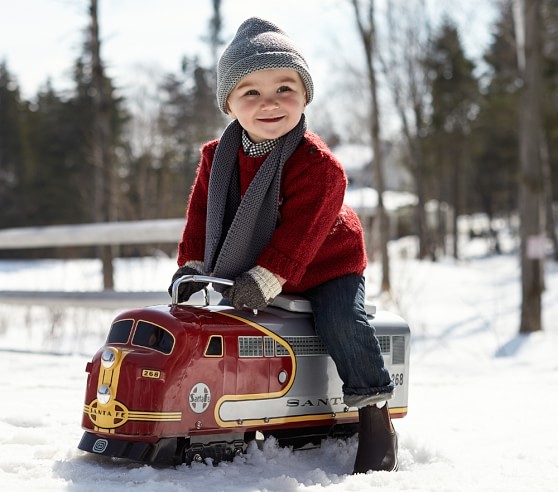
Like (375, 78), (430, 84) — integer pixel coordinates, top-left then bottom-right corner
(227, 68), (307, 143)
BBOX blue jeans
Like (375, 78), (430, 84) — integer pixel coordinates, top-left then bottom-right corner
(304, 274), (394, 408)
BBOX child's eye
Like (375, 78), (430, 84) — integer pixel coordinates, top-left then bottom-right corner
(244, 89), (259, 96)
(277, 86), (292, 93)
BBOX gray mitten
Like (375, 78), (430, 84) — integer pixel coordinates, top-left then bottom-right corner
(222, 266), (282, 310)
(168, 263), (207, 303)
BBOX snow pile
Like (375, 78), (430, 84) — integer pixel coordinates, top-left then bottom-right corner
(1, 238), (557, 491)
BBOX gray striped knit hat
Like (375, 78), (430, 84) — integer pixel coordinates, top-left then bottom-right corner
(216, 17), (314, 114)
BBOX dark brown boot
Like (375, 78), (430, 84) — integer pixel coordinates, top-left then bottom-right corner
(352, 403), (398, 474)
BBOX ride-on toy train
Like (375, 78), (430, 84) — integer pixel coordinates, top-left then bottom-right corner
(78, 276), (410, 466)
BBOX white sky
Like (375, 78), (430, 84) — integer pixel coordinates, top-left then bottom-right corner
(0, 0), (497, 101)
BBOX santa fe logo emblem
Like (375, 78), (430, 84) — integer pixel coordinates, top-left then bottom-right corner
(92, 438), (108, 454)
(189, 383), (211, 414)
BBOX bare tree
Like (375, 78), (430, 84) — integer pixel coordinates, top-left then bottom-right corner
(513, 0), (545, 333)
(351, 0), (391, 292)
(379, 0), (432, 260)
(89, 0), (115, 289)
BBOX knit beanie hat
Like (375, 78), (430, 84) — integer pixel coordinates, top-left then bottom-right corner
(216, 17), (314, 114)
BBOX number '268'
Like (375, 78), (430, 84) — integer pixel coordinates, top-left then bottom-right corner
(391, 373), (404, 386)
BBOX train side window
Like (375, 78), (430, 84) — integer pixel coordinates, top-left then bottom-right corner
(205, 335), (223, 357)
(107, 319), (134, 344)
(132, 321), (174, 354)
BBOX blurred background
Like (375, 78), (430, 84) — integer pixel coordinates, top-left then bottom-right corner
(0, 0), (556, 333)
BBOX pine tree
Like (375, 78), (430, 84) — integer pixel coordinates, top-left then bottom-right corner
(540, 0), (558, 260)
(425, 19), (481, 260)
(0, 62), (26, 229)
(23, 82), (89, 226)
(469, 1), (519, 253)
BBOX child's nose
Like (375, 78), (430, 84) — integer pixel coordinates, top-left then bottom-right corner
(261, 96), (279, 109)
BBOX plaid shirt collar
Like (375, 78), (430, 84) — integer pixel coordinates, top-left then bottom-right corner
(242, 130), (279, 157)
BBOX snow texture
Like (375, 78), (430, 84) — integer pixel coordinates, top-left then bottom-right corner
(1, 236), (557, 491)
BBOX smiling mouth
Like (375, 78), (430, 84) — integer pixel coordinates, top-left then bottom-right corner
(258, 116), (284, 123)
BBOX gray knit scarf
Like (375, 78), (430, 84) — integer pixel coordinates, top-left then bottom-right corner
(204, 115), (307, 287)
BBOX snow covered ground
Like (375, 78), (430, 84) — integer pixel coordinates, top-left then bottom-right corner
(1, 237), (557, 491)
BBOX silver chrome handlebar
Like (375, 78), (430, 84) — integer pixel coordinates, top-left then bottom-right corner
(171, 275), (234, 306)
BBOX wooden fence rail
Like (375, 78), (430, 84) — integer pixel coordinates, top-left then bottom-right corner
(0, 219), (184, 308)
(0, 219), (184, 249)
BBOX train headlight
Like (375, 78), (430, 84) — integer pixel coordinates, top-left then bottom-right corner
(97, 385), (111, 404)
(101, 348), (117, 368)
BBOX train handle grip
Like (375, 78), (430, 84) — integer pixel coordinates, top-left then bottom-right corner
(171, 275), (234, 306)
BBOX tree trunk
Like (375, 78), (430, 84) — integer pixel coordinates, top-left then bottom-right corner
(351, 0), (390, 292)
(514, 0), (545, 333)
(451, 140), (461, 260)
(90, 0), (115, 289)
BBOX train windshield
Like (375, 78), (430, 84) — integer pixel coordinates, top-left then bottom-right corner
(132, 321), (174, 354)
(107, 319), (134, 344)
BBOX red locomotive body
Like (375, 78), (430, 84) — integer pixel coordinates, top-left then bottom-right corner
(79, 278), (410, 465)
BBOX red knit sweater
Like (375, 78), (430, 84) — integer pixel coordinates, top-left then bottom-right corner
(177, 131), (367, 293)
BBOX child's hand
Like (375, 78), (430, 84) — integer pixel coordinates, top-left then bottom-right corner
(222, 266), (282, 310)
(168, 266), (208, 302)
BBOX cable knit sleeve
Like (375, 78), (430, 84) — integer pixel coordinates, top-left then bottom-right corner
(176, 140), (218, 267)
(256, 138), (347, 285)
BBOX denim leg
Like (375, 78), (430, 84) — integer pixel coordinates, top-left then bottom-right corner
(304, 274), (394, 408)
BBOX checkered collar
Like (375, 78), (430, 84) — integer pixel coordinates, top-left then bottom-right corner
(242, 130), (279, 157)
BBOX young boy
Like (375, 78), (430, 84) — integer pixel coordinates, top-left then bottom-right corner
(169, 17), (397, 474)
